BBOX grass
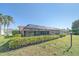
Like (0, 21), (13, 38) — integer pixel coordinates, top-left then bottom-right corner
(0, 36), (6, 44)
(0, 35), (79, 56)
(0, 36), (10, 46)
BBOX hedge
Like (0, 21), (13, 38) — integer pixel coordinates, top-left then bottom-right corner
(8, 35), (66, 50)
(0, 34), (66, 52)
(59, 34), (66, 38)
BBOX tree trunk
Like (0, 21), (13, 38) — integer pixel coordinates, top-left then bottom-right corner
(4, 25), (6, 36)
(6, 25), (8, 36)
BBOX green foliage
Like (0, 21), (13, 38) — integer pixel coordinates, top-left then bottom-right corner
(59, 34), (66, 38)
(0, 35), (66, 51)
(13, 34), (21, 37)
(72, 19), (79, 35)
(12, 30), (20, 35)
(9, 38), (26, 49)
(8, 35), (65, 50)
(4, 35), (13, 38)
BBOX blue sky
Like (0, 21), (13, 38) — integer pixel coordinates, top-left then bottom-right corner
(0, 3), (79, 29)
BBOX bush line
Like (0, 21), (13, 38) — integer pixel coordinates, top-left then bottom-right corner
(8, 34), (66, 50)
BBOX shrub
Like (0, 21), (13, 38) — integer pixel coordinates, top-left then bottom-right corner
(9, 37), (27, 49)
(59, 34), (66, 38)
(4, 35), (13, 38)
(13, 34), (21, 37)
(12, 30), (20, 35)
(8, 35), (65, 50)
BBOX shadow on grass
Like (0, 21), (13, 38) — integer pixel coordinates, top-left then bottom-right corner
(66, 46), (72, 52)
(63, 46), (72, 54)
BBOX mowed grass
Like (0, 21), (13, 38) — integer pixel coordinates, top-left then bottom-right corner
(0, 36), (10, 46)
(0, 36), (6, 44)
(0, 35), (79, 56)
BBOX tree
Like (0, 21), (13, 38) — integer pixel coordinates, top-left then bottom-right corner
(0, 13), (14, 36)
(3, 15), (7, 35)
(72, 19), (79, 35)
(3, 15), (13, 36)
(0, 14), (4, 35)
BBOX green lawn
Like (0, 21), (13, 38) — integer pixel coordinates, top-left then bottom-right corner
(0, 36), (10, 46)
(0, 35), (79, 56)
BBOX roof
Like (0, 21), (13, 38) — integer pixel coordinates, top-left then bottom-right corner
(24, 24), (60, 30)
(18, 26), (25, 28)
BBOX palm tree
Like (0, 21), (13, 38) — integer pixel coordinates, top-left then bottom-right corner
(0, 14), (3, 35)
(3, 15), (13, 36)
(6, 15), (13, 36)
(3, 15), (7, 36)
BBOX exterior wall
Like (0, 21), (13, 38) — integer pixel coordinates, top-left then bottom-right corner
(24, 31), (34, 36)
(18, 26), (25, 36)
(59, 30), (69, 34)
(49, 30), (60, 35)
(23, 30), (50, 36)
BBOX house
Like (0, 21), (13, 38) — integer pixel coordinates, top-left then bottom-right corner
(18, 24), (68, 36)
